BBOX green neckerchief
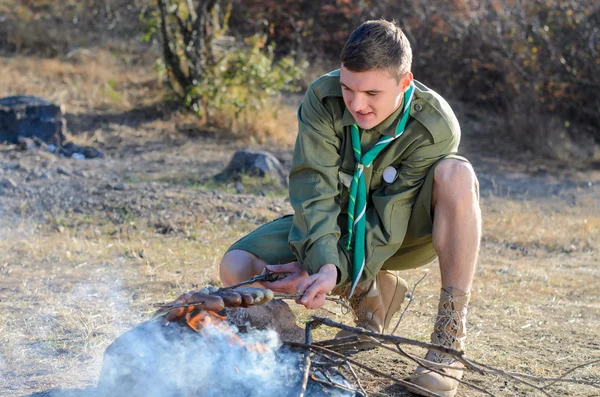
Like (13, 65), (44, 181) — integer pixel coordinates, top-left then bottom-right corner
(346, 83), (415, 297)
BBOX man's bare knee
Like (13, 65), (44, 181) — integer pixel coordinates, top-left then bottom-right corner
(219, 249), (267, 286)
(432, 159), (479, 208)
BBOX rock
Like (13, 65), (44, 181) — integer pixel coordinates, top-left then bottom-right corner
(0, 96), (66, 145)
(0, 177), (17, 189)
(57, 166), (72, 176)
(17, 137), (37, 151)
(225, 300), (304, 344)
(61, 141), (104, 159)
(214, 150), (288, 186)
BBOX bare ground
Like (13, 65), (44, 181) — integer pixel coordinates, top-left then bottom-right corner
(0, 62), (599, 397)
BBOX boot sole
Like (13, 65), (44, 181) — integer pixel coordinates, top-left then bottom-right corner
(403, 377), (457, 397)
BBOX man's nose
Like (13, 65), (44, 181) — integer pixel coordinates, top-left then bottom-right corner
(350, 94), (366, 112)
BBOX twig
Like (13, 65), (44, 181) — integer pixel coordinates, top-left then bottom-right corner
(274, 293), (353, 311)
(311, 316), (478, 372)
(298, 320), (314, 397)
(391, 273), (428, 335)
(468, 360), (557, 397)
(539, 358), (600, 389)
(344, 358), (368, 397)
(219, 271), (286, 291)
(310, 370), (359, 394)
(285, 341), (444, 397)
(391, 344), (495, 397)
(312, 316), (598, 395)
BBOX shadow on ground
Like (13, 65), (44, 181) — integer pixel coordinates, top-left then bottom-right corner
(65, 100), (180, 135)
(23, 387), (96, 397)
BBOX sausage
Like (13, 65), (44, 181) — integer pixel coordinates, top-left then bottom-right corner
(239, 292), (254, 307)
(188, 293), (225, 312)
(214, 290), (243, 307)
(261, 288), (274, 305)
(165, 293), (193, 322)
(236, 287), (267, 305)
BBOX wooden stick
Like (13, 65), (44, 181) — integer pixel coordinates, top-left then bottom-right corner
(285, 341), (444, 397)
(310, 316), (477, 371)
(391, 273), (428, 335)
(274, 293), (353, 311)
(298, 320), (313, 397)
(344, 358), (368, 396)
(218, 271), (286, 291)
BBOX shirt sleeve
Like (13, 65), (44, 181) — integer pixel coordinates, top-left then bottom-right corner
(287, 86), (348, 283)
(363, 126), (460, 279)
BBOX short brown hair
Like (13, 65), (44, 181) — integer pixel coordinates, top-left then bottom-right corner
(340, 20), (412, 81)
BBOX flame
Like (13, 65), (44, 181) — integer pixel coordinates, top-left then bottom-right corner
(184, 309), (272, 354)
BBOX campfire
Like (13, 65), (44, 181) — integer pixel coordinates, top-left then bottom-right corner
(96, 281), (357, 397)
(95, 273), (600, 397)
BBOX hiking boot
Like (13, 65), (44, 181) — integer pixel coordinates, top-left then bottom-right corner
(334, 270), (408, 350)
(410, 287), (470, 397)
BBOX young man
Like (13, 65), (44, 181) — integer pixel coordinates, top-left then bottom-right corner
(219, 20), (481, 397)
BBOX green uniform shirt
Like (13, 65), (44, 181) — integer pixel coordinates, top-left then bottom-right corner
(288, 70), (461, 286)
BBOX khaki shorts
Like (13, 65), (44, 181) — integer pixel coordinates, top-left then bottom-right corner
(228, 155), (470, 273)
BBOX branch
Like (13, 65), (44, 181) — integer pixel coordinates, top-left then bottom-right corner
(285, 341), (444, 397)
(391, 273), (428, 335)
(298, 320), (313, 397)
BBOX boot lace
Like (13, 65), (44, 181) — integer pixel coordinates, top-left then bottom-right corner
(428, 295), (468, 364)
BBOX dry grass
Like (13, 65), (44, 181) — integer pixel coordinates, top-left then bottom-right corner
(483, 196), (599, 252)
(0, 53), (159, 113)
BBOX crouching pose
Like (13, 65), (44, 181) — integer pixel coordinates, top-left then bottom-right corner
(219, 19), (481, 397)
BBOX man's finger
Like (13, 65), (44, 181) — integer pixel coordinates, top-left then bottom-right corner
(265, 262), (302, 273)
(299, 277), (322, 305)
(261, 272), (305, 293)
(305, 292), (326, 310)
(261, 278), (296, 293)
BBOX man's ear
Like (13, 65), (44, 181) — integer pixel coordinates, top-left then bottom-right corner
(400, 72), (413, 92)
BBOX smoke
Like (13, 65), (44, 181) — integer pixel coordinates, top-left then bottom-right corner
(96, 319), (343, 397)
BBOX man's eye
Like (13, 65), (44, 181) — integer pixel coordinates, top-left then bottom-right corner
(366, 92), (377, 96)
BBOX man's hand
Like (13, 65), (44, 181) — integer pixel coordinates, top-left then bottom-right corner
(260, 262), (339, 310)
(296, 263), (338, 309)
(260, 261), (308, 294)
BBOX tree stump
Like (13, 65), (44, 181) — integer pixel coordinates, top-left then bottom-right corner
(0, 96), (66, 146)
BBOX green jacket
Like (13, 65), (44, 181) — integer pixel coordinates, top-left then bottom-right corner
(288, 70), (460, 286)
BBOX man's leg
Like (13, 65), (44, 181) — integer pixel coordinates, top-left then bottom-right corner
(411, 158), (481, 397)
(219, 249), (268, 286)
(432, 159), (481, 293)
(218, 215), (298, 287)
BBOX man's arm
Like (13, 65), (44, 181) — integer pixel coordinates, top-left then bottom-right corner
(287, 82), (348, 284)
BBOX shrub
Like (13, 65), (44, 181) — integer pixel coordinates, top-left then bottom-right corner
(146, 0), (304, 135)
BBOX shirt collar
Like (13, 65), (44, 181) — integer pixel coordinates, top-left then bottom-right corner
(341, 98), (405, 137)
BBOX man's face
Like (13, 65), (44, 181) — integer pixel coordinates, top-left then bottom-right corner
(340, 65), (412, 130)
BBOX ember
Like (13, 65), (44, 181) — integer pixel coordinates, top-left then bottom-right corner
(97, 287), (357, 397)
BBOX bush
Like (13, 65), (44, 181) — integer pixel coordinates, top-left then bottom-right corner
(146, 0), (304, 135)
(230, 0), (598, 159)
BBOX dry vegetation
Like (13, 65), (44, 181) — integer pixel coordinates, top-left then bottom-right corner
(0, 3), (599, 396)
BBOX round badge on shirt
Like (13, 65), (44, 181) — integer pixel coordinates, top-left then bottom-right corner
(383, 166), (398, 183)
